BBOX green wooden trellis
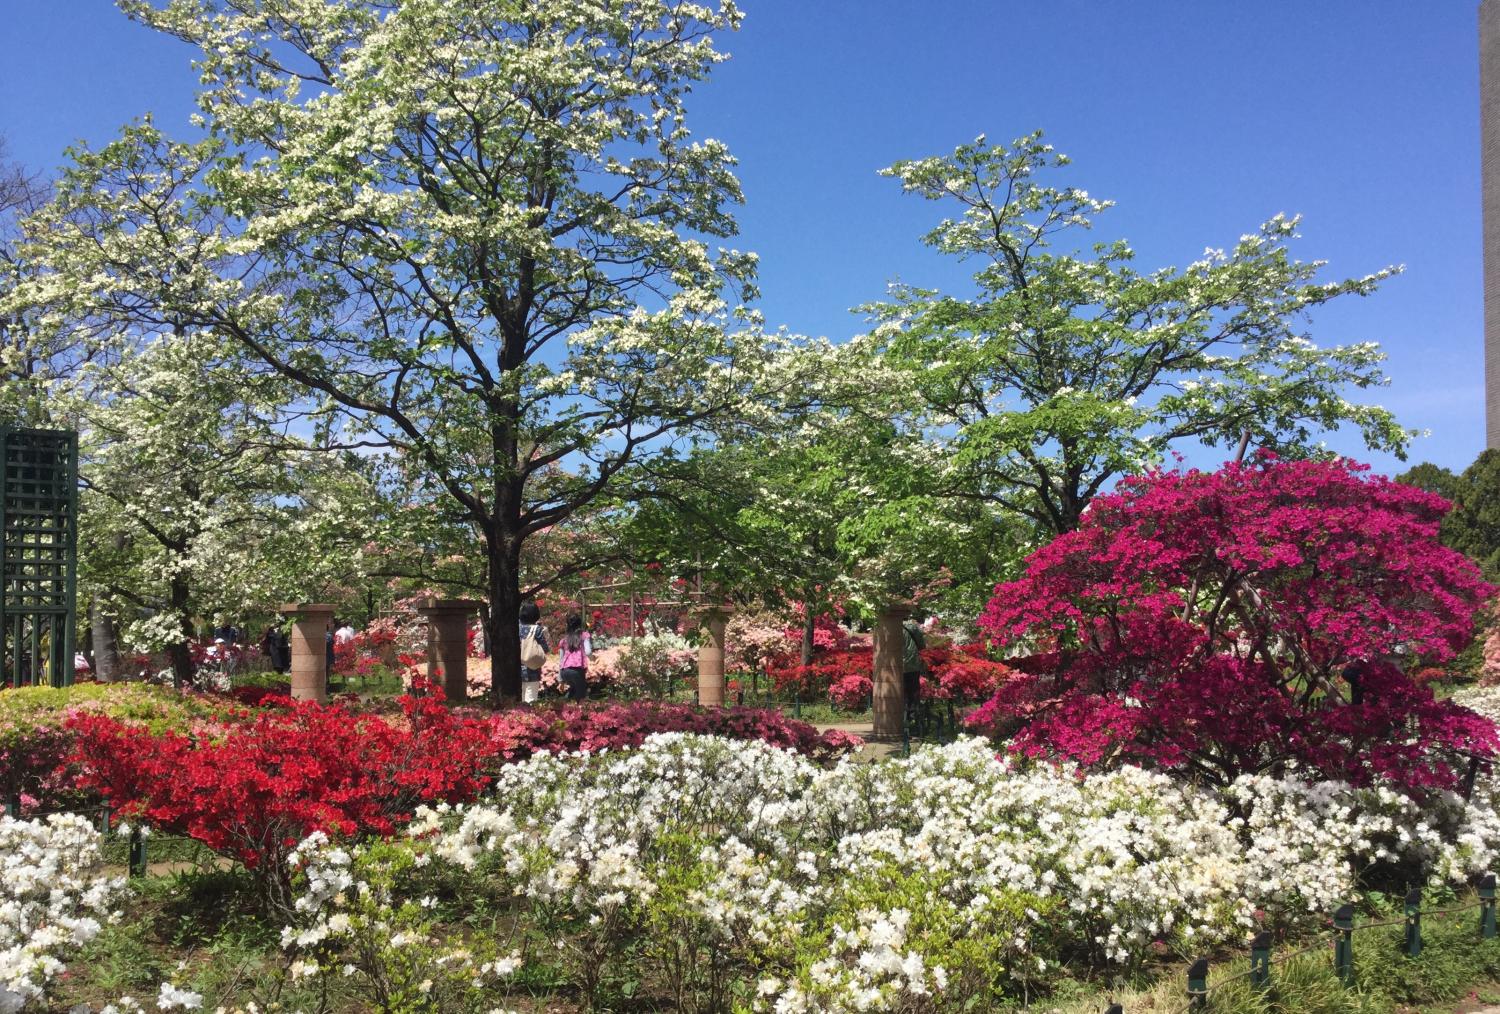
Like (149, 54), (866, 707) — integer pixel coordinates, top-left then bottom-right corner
(0, 427), (78, 688)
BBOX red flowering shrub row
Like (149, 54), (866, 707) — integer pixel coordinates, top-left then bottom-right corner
(56, 688), (858, 909)
(969, 456), (1498, 794)
(768, 644), (1015, 709)
(486, 700), (862, 764)
(67, 690), (499, 908)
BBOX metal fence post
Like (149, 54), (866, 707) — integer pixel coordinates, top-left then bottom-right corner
(1187, 957), (1209, 1009)
(1482, 874), (1497, 940)
(1404, 888), (1422, 958)
(1250, 931), (1272, 990)
(1334, 903), (1355, 983)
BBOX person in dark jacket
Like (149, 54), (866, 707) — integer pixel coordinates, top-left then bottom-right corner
(901, 616), (929, 736)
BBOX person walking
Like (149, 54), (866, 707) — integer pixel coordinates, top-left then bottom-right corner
(557, 613), (591, 703)
(261, 624), (290, 674)
(518, 601), (549, 704)
(901, 615), (929, 737)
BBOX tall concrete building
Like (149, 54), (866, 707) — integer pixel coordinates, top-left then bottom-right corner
(1486, 0), (1500, 448)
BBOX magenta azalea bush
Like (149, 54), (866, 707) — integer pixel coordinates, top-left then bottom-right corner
(969, 456), (1498, 792)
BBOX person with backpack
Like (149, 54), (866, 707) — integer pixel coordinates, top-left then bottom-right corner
(557, 613), (591, 702)
(901, 615), (929, 736)
(518, 601), (549, 704)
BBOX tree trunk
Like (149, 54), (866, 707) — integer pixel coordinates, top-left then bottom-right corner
(89, 598), (121, 683)
(168, 575), (195, 689)
(487, 537), (523, 706)
(801, 606), (815, 666)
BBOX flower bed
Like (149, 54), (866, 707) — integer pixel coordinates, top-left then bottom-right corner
(43, 685), (858, 913)
(266, 733), (1500, 1012)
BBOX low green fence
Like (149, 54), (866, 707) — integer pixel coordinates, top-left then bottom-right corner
(1130, 877), (1500, 1014)
(4, 796), (200, 877)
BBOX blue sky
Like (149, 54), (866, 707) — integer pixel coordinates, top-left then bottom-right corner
(1, 1), (1484, 477)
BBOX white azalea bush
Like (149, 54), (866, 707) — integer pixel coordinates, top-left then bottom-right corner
(0, 814), (123, 1012)
(269, 733), (1500, 1012)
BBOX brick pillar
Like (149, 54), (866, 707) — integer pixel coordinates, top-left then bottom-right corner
(279, 603), (335, 704)
(872, 605), (912, 739)
(417, 598), (480, 703)
(696, 606), (733, 707)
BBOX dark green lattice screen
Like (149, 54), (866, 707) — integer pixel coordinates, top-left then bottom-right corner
(0, 428), (78, 688)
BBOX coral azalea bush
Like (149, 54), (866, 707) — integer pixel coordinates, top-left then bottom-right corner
(970, 456), (1497, 792)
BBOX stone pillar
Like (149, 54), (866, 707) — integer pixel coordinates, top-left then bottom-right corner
(416, 598), (481, 703)
(279, 603), (335, 704)
(872, 605), (912, 739)
(696, 605), (733, 707)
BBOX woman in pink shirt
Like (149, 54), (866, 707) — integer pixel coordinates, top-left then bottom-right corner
(557, 614), (591, 702)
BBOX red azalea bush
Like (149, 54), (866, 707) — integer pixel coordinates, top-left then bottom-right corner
(968, 456), (1498, 793)
(67, 688), (496, 910)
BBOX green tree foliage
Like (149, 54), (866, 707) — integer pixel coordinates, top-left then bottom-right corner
(864, 132), (1411, 536)
(623, 344), (1024, 630)
(1400, 452), (1500, 579)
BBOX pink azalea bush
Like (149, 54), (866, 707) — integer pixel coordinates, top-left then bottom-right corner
(724, 609), (798, 674)
(969, 456), (1498, 793)
(1482, 622), (1500, 687)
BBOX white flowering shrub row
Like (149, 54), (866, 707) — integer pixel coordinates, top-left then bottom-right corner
(274, 733), (1500, 1013)
(0, 814), (123, 1013)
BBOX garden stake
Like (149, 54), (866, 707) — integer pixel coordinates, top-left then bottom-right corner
(1404, 888), (1422, 958)
(1187, 957), (1209, 1009)
(1249, 931), (1272, 990)
(1334, 903), (1355, 983)
(3, 794), (17, 819)
(128, 826), (147, 878)
(1482, 873), (1497, 940)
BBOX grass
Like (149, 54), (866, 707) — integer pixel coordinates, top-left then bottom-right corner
(1049, 903), (1500, 1014)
